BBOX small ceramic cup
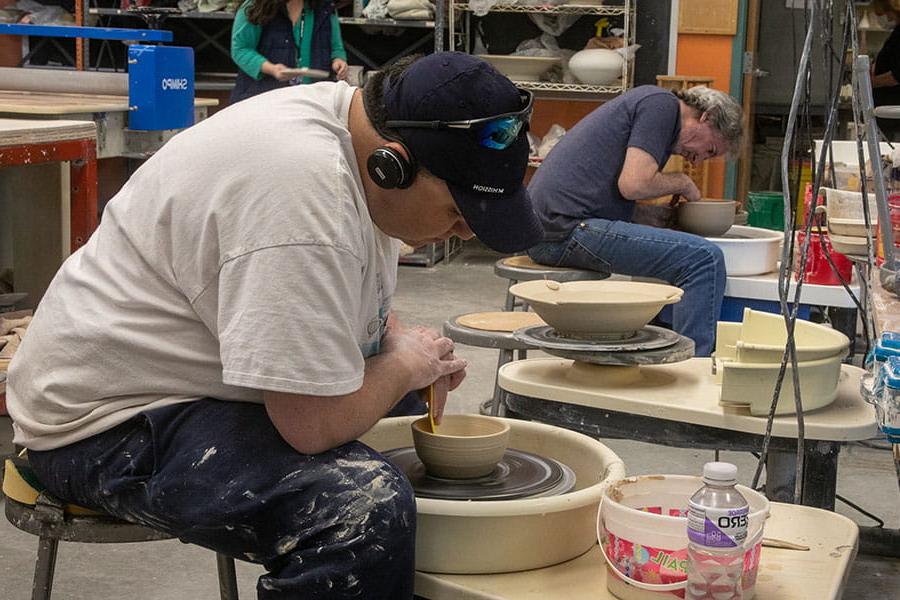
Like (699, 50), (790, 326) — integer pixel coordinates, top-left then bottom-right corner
(412, 414), (511, 479)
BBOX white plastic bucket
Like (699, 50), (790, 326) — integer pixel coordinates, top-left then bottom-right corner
(597, 475), (770, 600)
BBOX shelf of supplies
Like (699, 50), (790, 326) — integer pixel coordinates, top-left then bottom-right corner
(454, 2), (630, 16)
(89, 8), (235, 19)
(90, 8), (438, 28)
(513, 80), (626, 94)
(339, 17), (436, 28)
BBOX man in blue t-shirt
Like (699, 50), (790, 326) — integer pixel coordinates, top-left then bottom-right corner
(527, 85), (743, 356)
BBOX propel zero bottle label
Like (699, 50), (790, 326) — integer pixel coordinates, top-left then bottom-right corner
(687, 500), (749, 548)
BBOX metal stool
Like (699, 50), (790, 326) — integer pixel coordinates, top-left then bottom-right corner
(443, 312), (543, 416)
(3, 455), (240, 600)
(494, 255), (607, 310)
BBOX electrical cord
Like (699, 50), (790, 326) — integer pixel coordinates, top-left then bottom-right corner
(751, 0), (817, 503)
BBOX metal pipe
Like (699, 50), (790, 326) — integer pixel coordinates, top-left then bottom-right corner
(0, 66), (128, 96)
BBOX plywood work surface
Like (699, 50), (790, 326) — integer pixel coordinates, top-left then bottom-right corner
(455, 312), (545, 333)
(0, 90), (217, 115)
(0, 118), (96, 148)
(499, 357), (877, 441)
(679, 0), (739, 35)
(416, 502), (857, 600)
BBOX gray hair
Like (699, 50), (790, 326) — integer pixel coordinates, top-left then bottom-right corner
(673, 86), (744, 158)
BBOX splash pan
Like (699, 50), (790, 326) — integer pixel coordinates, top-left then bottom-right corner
(361, 416), (625, 574)
(384, 447), (575, 501)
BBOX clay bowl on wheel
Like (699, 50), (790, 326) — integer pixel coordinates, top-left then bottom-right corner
(412, 415), (511, 479)
(508, 279), (683, 337)
(677, 200), (737, 237)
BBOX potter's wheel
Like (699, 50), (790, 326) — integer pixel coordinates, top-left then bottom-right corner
(384, 447), (576, 501)
(515, 324), (695, 366)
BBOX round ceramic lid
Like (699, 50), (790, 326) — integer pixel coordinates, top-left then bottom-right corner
(383, 447), (576, 501)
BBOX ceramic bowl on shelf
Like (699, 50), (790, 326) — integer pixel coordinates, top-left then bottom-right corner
(475, 54), (560, 82)
(677, 200), (737, 237)
(828, 233), (868, 256)
(508, 279), (683, 336)
(567, 49), (623, 85)
(411, 414), (511, 479)
(823, 187), (878, 222)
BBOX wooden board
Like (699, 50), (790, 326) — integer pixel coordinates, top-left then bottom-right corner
(679, 0), (739, 35)
(499, 357), (877, 442)
(0, 90), (217, 115)
(416, 502), (858, 599)
(0, 118), (95, 148)
(456, 311), (545, 333)
(502, 255), (584, 272)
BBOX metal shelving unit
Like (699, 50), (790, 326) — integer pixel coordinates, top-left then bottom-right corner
(449, 0), (635, 98)
(85, 0), (457, 266)
(454, 2), (629, 16)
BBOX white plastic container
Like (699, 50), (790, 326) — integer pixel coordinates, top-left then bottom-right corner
(597, 475), (769, 600)
(706, 225), (783, 276)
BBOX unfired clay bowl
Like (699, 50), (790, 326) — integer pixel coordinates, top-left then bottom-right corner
(412, 414), (511, 479)
(508, 280), (683, 337)
(677, 200), (737, 237)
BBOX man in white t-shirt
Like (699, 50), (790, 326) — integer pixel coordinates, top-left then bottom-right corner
(7, 52), (541, 599)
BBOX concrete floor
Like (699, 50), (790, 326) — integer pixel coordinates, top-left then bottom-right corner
(1, 241), (898, 598)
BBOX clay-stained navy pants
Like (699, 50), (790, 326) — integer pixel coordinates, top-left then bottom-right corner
(29, 396), (423, 599)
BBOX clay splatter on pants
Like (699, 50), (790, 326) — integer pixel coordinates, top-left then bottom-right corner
(29, 398), (417, 599)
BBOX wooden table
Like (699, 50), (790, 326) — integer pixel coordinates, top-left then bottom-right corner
(0, 90), (217, 159)
(0, 118), (97, 253)
(415, 502), (858, 600)
(499, 358), (877, 509)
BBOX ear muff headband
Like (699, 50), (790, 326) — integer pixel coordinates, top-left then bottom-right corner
(367, 142), (416, 189)
(364, 75), (419, 189)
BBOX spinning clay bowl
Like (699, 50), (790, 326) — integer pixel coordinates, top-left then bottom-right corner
(677, 199), (737, 237)
(509, 279), (683, 337)
(361, 416), (625, 574)
(411, 414), (510, 479)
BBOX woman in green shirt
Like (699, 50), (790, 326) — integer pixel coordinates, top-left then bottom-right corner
(230, 0), (349, 103)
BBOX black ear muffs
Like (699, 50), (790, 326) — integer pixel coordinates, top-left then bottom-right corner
(367, 143), (416, 189)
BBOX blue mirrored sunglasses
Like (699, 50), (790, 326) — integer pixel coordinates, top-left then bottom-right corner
(384, 89), (533, 150)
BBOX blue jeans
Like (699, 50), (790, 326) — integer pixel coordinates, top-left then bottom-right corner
(528, 220), (726, 356)
(30, 396), (422, 599)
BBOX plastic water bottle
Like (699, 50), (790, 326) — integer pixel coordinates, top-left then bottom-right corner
(685, 462), (749, 600)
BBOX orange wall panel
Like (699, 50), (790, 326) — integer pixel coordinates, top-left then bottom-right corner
(676, 33), (735, 199)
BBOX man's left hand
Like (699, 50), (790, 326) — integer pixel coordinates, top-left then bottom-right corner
(633, 203), (677, 229)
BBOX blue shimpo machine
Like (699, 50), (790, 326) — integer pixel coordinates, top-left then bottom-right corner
(0, 23), (194, 131)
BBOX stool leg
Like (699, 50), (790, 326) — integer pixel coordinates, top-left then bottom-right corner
(490, 349), (514, 416)
(504, 279), (517, 311)
(32, 536), (59, 600)
(216, 553), (240, 600)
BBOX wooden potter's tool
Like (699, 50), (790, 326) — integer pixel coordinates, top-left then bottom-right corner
(281, 67), (331, 81)
(762, 537), (810, 551)
(424, 384), (437, 433)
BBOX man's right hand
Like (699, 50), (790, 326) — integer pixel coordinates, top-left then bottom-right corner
(381, 315), (468, 422)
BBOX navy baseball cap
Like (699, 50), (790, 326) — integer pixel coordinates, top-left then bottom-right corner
(382, 52), (543, 254)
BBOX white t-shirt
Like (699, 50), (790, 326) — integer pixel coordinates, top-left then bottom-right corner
(8, 82), (399, 450)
